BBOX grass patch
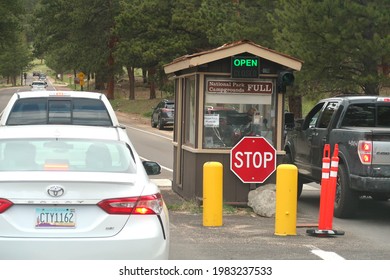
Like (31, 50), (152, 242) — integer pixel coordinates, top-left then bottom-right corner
(110, 98), (162, 117)
(167, 199), (202, 214)
(110, 86), (173, 118)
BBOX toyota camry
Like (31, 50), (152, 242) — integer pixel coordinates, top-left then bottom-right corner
(0, 124), (169, 259)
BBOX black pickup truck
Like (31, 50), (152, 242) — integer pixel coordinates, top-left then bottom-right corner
(284, 96), (390, 218)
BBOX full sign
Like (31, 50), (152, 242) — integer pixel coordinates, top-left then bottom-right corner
(231, 56), (260, 79)
(230, 136), (276, 183)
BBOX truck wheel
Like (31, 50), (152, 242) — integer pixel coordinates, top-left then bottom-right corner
(157, 118), (164, 130)
(334, 163), (359, 218)
(151, 117), (157, 128)
(284, 152), (303, 199)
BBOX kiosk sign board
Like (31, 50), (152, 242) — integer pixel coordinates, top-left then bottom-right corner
(207, 80), (273, 94)
(230, 136), (276, 183)
(231, 56), (260, 78)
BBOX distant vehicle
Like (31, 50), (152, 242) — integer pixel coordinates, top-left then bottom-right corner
(38, 73), (47, 81)
(151, 99), (175, 130)
(284, 95), (390, 218)
(30, 81), (47, 91)
(0, 91), (120, 126)
(32, 71), (40, 77)
(0, 124), (169, 259)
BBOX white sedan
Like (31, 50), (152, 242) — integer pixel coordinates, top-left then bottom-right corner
(0, 124), (169, 259)
(30, 80), (48, 91)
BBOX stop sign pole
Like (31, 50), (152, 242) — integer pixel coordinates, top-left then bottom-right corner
(230, 136), (276, 184)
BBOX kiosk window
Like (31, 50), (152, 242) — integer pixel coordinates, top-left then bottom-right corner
(203, 78), (273, 149)
(184, 77), (196, 146)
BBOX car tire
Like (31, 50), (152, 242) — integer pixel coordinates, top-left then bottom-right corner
(151, 117), (157, 128)
(284, 152), (303, 199)
(334, 163), (359, 218)
(157, 118), (164, 130)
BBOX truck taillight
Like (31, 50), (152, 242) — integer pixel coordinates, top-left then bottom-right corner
(0, 198), (13, 213)
(358, 140), (372, 164)
(98, 193), (163, 215)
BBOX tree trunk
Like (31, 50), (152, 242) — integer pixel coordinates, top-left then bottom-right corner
(148, 66), (156, 99)
(288, 93), (302, 119)
(106, 51), (115, 100)
(106, 75), (115, 100)
(142, 68), (148, 84)
(127, 66), (135, 100)
(362, 58), (380, 95)
(95, 73), (105, 90)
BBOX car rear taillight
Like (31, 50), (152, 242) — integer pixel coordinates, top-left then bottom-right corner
(377, 97), (390, 102)
(0, 198), (13, 213)
(358, 140), (372, 165)
(98, 193), (163, 215)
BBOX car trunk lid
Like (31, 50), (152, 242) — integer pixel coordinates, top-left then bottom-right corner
(0, 171), (149, 238)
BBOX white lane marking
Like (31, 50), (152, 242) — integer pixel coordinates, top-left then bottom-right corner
(306, 245), (345, 260)
(312, 250), (345, 260)
(123, 124), (174, 172)
(124, 124), (172, 141)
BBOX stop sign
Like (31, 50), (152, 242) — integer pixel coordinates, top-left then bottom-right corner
(230, 136), (276, 183)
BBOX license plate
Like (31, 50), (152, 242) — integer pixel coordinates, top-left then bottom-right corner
(35, 208), (76, 228)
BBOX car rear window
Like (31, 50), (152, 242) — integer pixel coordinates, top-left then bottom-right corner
(166, 103), (174, 109)
(6, 98), (113, 126)
(0, 139), (136, 173)
(341, 103), (390, 127)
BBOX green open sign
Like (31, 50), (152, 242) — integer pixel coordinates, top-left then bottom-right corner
(231, 56), (260, 78)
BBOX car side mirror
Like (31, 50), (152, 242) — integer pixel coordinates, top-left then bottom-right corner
(284, 112), (295, 129)
(142, 161), (161, 175)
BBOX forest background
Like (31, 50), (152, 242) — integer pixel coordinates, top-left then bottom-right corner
(0, 0), (389, 118)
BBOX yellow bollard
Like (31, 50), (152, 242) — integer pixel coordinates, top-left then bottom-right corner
(274, 164), (298, 236)
(203, 161), (223, 227)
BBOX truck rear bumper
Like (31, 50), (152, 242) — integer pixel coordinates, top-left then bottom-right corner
(350, 175), (390, 193)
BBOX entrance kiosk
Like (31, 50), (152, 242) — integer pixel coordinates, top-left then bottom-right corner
(164, 40), (302, 204)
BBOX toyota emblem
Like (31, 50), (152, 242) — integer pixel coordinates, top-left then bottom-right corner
(47, 185), (65, 197)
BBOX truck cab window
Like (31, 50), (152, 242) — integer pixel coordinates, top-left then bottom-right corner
(303, 102), (324, 129)
(318, 102), (338, 128)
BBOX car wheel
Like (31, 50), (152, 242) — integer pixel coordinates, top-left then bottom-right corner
(151, 117), (157, 128)
(157, 118), (164, 130)
(284, 152), (303, 199)
(333, 163), (359, 218)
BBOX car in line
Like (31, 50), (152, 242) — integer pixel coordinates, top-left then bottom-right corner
(151, 99), (175, 130)
(38, 73), (47, 81)
(30, 80), (48, 91)
(284, 96), (390, 218)
(0, 91), (120, 127)
(0, 124), (169, 259)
